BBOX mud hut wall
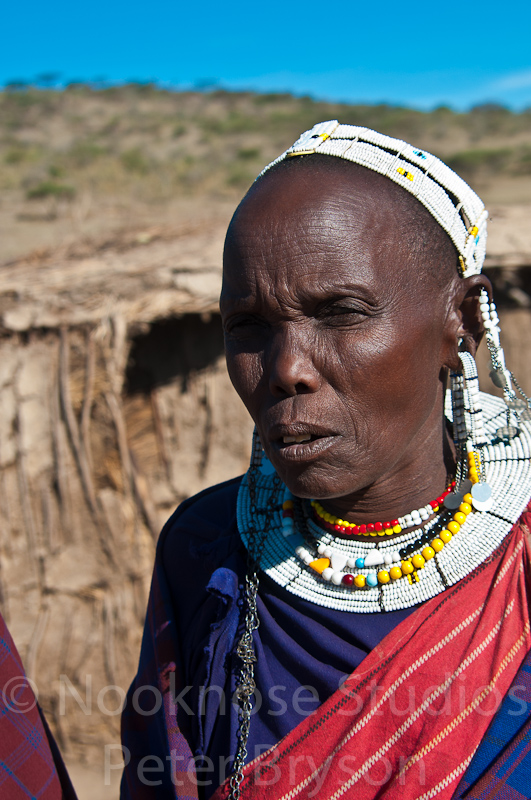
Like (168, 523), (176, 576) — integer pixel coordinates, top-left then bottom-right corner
(0, 312), (253, 769)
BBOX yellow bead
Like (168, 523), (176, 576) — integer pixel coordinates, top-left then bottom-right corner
(377, 570), (390, 584)
(377, 529), (385, 537)
(401, 560), (414, 574)
(412, 554), (426, 569)
(440, 529), (453, 543)
(447, 520), (461, 534)
(422, 546), (435, 560)
(354, 574), (366, 588)
(453, 512), (467, 525)
(324, 512), (332, 522)
(463, 493), (473, 505)
(459, 502), (472, 515)
(393, 525), (402, 533)
(309, 558), (330, 575)
(431, 538), (444, 552)
(283, 500), (294, 510)
(384, 528), (393, 536)
(369, 532), (377, 537)
(390, 566), (403, 580)
(469, 469), (479, 484)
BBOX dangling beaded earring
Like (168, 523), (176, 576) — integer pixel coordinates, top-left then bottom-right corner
(479, 289), (531, 440)
(448, 351), (493, 512)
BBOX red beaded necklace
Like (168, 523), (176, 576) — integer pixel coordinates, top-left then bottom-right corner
(299, 483), (455, 537)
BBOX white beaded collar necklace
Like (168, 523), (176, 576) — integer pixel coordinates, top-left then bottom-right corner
(237, 393), (531, 613)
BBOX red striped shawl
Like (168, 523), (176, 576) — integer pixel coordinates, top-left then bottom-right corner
(213, 513), (531, 800)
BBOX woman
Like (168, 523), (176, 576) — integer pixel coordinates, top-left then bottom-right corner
(121, 122), (531, 799)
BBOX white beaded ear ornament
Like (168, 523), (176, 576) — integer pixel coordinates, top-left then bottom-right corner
(478, 288), (531, 441)
(446, 351), (493, 513)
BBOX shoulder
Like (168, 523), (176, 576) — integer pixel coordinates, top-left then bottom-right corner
(157, 476), (244, 611)
(160, 476), (242, 552)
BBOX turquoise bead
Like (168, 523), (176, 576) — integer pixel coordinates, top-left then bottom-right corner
(366, 573), (378, 587)
(355, 557), (365, 569)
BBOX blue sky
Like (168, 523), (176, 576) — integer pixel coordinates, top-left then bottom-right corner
(2, 0), (531, 110)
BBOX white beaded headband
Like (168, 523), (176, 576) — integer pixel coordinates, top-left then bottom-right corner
(259, 120), (488, 278)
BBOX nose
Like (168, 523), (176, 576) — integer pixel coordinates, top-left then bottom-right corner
(267, 324), (321, 398)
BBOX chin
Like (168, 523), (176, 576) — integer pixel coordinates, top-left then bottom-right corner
(274, 462), (354, 502)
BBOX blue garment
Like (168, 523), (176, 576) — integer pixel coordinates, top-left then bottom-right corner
(161, 478), (416, 797)
(122, 478), (531, 799)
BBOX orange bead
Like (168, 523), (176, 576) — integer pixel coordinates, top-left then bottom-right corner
(282, 500), (294, 510)
(309, 558), (330, 575)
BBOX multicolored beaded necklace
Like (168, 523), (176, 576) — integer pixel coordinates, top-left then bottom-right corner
(287, 449), (482, 590)
(308, 484), (455, 536)
(237, 393), (531, 614)
(296, 494), (470, 590)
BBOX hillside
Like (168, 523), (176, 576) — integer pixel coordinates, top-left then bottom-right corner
(2, 87), (531, 261)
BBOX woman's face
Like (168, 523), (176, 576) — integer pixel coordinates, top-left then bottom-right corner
(221, 165), (458, 510)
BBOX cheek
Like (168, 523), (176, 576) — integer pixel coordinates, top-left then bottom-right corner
(333, 324), (443, 415)
(225, 350), (264, 417)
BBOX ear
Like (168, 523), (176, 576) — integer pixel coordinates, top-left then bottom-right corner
(443, 274), (492, 371)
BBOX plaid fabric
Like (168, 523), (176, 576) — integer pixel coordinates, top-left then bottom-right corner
(454, 646), (531, 798)
(0, 612), (77, 799)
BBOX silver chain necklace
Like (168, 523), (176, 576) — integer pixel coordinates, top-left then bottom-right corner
(229, 464), (282, 800)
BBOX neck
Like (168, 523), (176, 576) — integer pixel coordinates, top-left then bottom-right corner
(317, 422), (457, 527)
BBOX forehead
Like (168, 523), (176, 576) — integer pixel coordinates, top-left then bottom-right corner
(222, 161), (419, 298)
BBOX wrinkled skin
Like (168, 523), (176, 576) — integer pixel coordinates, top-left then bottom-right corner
(221, 162), (489, 524)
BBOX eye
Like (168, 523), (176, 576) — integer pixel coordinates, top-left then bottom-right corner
(223, 314), (268, 339)
(315, 299), (372, 326)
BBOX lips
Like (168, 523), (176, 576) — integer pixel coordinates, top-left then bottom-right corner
(267, 424), (339, 462)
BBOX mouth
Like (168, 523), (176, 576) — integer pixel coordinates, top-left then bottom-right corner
(268, 426), (339, 462)
(280, 433), (318, 445)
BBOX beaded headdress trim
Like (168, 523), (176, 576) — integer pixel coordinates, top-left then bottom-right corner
(259, 120), (488, 278)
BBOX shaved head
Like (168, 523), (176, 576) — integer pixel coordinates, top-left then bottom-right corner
(244, 153), (461, 293)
